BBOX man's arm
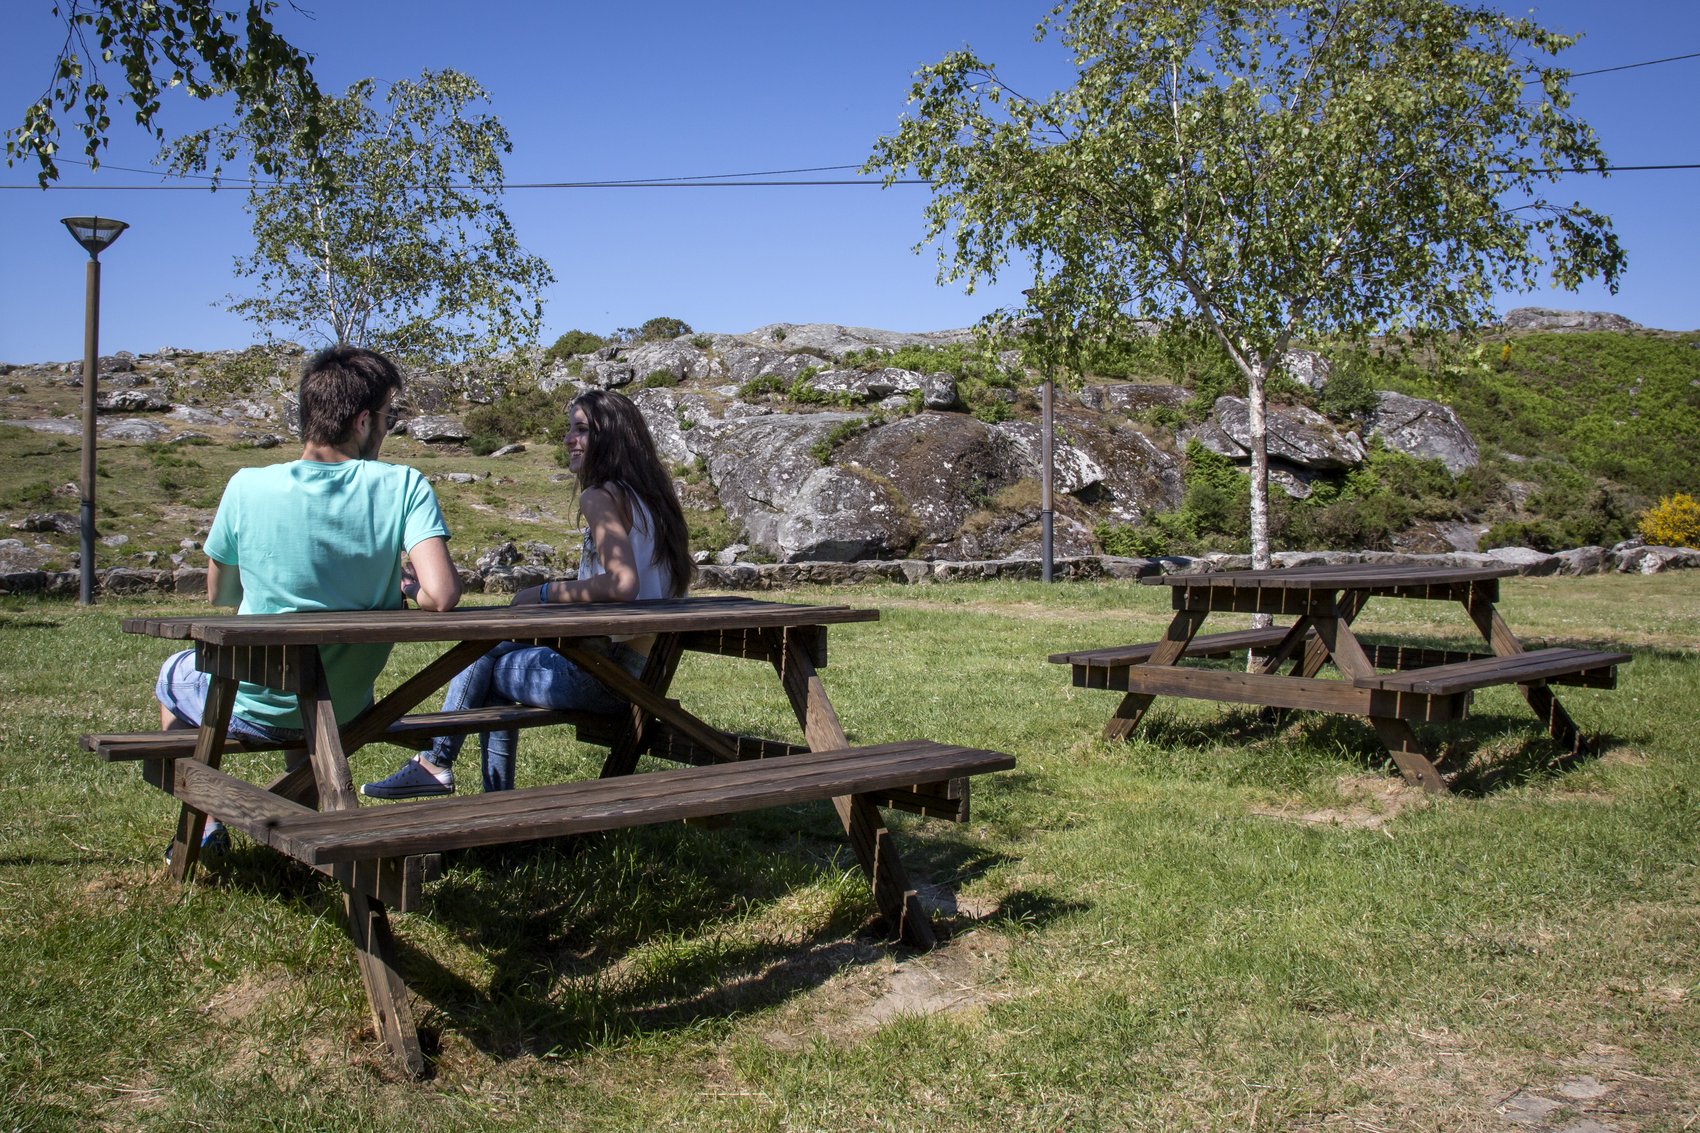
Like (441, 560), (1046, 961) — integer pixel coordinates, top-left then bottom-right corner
(403, 536), (461, 611)
(207, 557), (243, 607)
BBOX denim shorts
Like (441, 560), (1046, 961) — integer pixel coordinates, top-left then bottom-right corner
(155, 648), (306, 744)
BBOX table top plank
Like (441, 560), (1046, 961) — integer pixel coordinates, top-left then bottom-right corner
(1142, 564), (1516, 589)
(122, 595), (878, 646)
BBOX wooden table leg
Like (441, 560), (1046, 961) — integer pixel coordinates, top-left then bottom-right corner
(167, 674), (237, 882)
(766, 630), (936, 949)
(1370, 716), (1449, 794)
(1469, 598), (1587, 755)
(1104, 608), (1207, 741)
(595, 633), (686, 779)
(297, 650), (426, 1079)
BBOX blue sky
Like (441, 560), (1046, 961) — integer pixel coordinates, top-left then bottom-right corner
(2, 0), (1695, 364)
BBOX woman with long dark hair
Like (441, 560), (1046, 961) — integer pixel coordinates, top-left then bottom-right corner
(362, 388), (692, 796)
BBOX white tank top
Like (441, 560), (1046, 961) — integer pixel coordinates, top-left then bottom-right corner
(576, 488), (674, 600)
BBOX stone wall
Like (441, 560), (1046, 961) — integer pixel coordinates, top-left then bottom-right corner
(5, 541), (1694, 598)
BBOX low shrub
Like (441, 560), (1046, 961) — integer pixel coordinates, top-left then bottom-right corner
(544, 329), (606, 363)
(738, 374), (788, 400)
(464, 385), (576, 445)
(1638, 492), (1700, 548)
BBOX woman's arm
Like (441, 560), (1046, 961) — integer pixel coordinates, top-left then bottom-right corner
(529, 486), (642, 605)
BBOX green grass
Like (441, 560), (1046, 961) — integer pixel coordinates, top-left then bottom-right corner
(1, 574), (1697, 1129)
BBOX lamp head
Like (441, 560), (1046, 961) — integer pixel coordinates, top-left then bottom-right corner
(60, 216), (129, 258)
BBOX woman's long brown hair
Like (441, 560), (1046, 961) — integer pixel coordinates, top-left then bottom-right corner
(568, 388), (694, 596)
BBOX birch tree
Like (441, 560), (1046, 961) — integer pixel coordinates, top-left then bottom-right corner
(165, 68), (553, 366)
(867, 0), (1625, 569)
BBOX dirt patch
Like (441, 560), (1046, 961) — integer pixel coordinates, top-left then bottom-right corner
(1249, 773), (1432, 830)
(759, 928), (1012, 1050)
(1327, 1032), (1696, 1133)
(1492, 1045), (1694, 1132)
(204, 968), (297, 1025)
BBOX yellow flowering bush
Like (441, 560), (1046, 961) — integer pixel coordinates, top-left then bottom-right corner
(1638, 492), (1700, 548)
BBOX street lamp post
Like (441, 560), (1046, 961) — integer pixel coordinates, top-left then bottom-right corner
(61, 216), (129, 605)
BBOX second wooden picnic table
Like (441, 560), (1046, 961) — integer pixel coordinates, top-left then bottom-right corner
(1051, 563), (1629, 792)
(87, 595), (1014, 1076)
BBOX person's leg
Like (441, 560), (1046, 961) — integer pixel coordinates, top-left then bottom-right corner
(154, 649), (304, 858)
(362, 642), (519, 798)
(477, 644), (640, 791)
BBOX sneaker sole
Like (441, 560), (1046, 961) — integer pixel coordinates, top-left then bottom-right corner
(360, 784), (453, 800)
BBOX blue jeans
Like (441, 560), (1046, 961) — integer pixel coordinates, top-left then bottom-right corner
(155, 648), (307, 758)
(428, 640), (644, 791)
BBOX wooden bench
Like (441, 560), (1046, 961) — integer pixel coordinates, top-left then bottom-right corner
(81, 705), (622, 761)
(1049, 626), (1300, 673)
(163, 737), (1014, 871)
(1354, 647), (1632, 695)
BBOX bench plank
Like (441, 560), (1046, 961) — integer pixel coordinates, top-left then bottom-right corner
(1048, 626), (1298, 668)
(1100, 664), (1467, 723)
(1357, 648), (1631, 695)
(83, 705), (622, 762)
(278, 740), (1014, 864)
(163, 759), (435, 911)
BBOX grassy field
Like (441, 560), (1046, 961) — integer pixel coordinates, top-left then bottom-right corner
(1, 574), (1696, 1132)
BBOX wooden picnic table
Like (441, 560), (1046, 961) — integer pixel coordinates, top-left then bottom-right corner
(86, 595), (1014, 1077)
(1050, 563), (1629, 792)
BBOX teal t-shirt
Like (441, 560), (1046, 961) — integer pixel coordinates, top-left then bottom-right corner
(203, 458), (449, 729)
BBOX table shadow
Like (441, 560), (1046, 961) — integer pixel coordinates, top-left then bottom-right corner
(203, 809), (1040, 1071)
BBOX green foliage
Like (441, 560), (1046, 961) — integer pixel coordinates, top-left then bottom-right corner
(737, 374), (788, 400)
(1409, 333), (1700, 502)
(6, 0), (324, 187)
(788, 369), (856, 409)
(1481, 461), (1636, 552)
(640, 370), (680, 389)
(545, 329), (608, 362)
(162, 68), (553, 364)
(1315, 362), (1381, 423)
(809, 417), (876, 464)
(1639, 493), (1700, 548)
(463, 384), (575, 446)
(615, 316), (693, 344)
(1098, 442), (1252, 555)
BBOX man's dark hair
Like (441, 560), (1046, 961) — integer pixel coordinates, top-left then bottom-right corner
(298, 346), (402, 445)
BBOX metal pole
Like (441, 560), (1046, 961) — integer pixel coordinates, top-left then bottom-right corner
(79, 256), (101, 605)
(1041, 377), (1054, 582)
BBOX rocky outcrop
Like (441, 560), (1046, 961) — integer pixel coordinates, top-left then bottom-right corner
(1190, 397), (1365, 497)
(1075, 382), (1189, 415)
(774, 465), (918, 561)
(14, 320), (1677, 582)
(691, 411), (871, 554)
(1500, 308), (1644, 333)
(742, 323), (978, 358)
(1366, 391), (1480, 473)
(833, 413), (1030, 555)
(405, 415), (468, 444)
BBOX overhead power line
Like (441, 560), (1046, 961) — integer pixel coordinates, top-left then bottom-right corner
(7, 164), (1696, 191)
(5, 48), (1696, 192)
(1570, 50), (1700, 78)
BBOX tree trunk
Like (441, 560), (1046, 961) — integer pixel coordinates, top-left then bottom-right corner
(1247, 363), (1273, 632)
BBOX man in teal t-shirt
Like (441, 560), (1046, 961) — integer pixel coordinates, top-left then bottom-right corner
(154, 346), (462, 854)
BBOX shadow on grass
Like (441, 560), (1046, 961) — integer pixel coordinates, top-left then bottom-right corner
(1127, 697), (1630, 796)
(201, 804), (1029, 1072)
